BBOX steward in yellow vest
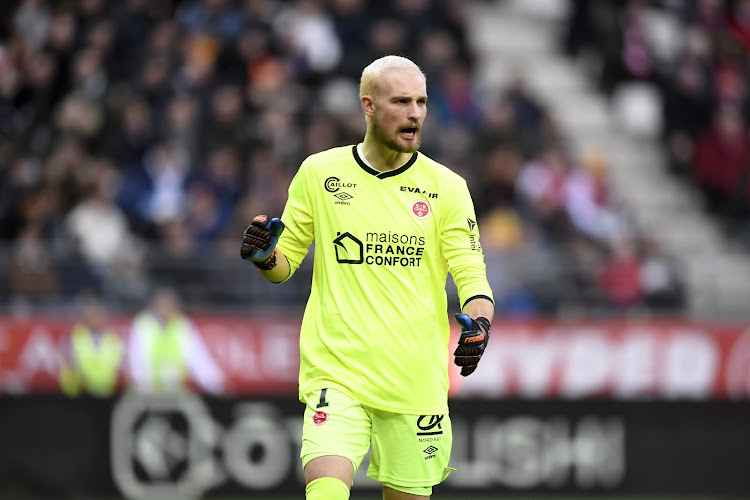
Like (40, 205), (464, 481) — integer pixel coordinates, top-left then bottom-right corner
(60, 295), (124, 397)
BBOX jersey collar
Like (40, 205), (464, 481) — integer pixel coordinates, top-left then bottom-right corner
(351, 145), (418, 179)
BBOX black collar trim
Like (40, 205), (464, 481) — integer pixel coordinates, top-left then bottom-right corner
(351, 145), (418, 179)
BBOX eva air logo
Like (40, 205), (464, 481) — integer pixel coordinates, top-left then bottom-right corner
(333, 232), (363, 264)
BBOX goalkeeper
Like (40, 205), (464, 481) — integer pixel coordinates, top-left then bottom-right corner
(241, 55), (493, 500)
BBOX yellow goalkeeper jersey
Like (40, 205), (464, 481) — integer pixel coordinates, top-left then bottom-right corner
(277, 145), (493, 415)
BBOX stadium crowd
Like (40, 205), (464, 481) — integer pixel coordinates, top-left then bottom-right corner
(0, 0), (687, 317)
(562, 0), (750, 247)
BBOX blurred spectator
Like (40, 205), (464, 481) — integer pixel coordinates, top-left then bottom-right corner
(11, 49), (63, 154)
(13, 0), (51, 53)
(136, 55), (173, 125)
(63, 157), (139, 274)
(596, 237), (644, 309)
(330, 0), (370, 78)
(600, 0), (660, 95)
(185, 145), (241, 243)
(118, 141), (192, 238)
(177, 0), (246, 43)
(691, 105), (750, 218)
(163, 92), (202, 160)
(59, 291), (125, 397)
(54, 92), (104, 146)
(728, 0), (750, 51)
(273, 0), (342, 80)
(69, 46), (108, 102)
(563, 146), (619, 244)
(689, 0), (727, 38)
(5, 223), (60, 309)
(639, 234), (686, 312)
(147, 219), (211, 305)
(516, 144), (572, 241)
(474, 144), (522, 217)
(0, 154), (42, 241)
(203, 83), (249, 154)
(101, 96), (156, 169)
(429, 62), (480, 128)
(662, 30), (714, 176)
(127, 287), (225, 394)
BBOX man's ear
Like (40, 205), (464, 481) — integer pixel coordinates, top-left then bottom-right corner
(361, 95), (376, 117)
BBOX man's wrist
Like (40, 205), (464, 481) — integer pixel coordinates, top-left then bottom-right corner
(253, 249), (278, 271)
(475, 317), (491, 332)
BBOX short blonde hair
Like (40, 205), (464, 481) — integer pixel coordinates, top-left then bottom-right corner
(359, 55), (426, 98)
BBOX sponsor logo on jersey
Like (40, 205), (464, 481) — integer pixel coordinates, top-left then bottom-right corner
(416, 415), (444, 436)
(469, 233), (481, 252)
(467, 218), (476, 232)
(333, 232), (364, 264)
(333, 192), (353, 205)
(334, 231), (425, 267)
(423, 445), (438, 460)
(326, 177), (356, 204)
(325, 176), (357, 192)
(401, 186), (438, 198)
(411, 200), (431, 219)
(312, 411), (329, 426)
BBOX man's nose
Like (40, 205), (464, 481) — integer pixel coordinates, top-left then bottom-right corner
(407, 102), (422, 120)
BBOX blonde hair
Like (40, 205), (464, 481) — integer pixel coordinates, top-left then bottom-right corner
(359, 55), (426, 98)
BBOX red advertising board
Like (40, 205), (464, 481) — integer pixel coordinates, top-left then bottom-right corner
(1, 315), (750, 399)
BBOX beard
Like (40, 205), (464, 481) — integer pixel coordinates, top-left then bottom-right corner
(371, 116), (421, 153)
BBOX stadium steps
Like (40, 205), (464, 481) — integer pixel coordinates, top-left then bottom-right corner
(467, 0), (750, 319)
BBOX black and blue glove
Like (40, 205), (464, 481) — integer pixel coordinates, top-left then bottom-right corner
(453, 313), (491, 376)
(241, 215), (285, 270)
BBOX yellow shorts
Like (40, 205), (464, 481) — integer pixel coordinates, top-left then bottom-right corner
(301, 388), (454, 496)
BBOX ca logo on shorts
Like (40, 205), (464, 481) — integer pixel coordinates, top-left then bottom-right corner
(416, 415), (444, 436)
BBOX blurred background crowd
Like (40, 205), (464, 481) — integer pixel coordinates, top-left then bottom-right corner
(3, 0), (748, 318)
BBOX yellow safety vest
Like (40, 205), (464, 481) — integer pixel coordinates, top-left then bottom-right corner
(60, 324), (123, 397)
(135, 313), (191, 392)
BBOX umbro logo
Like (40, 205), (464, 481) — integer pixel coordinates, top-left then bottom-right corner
(423, 446), (438, 454)
(334, 192), (354, 201)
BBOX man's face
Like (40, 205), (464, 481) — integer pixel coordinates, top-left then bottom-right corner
(369, 69), (427, 153)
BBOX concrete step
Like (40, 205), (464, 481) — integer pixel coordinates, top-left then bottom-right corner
(468, 5), (557, 56)
(476, 54), (591, 95)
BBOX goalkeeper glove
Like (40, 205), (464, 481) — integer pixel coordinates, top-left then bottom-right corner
(453, 313), (491, 376)
(241, 215), (285, 270)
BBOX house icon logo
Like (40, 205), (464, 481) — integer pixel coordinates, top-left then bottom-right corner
(333, 232), (363, 264)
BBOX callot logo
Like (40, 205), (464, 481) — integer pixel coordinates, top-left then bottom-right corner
(325, 176), (356, 205)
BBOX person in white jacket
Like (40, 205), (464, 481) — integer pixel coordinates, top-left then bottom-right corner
(127, 286), (224, 394)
